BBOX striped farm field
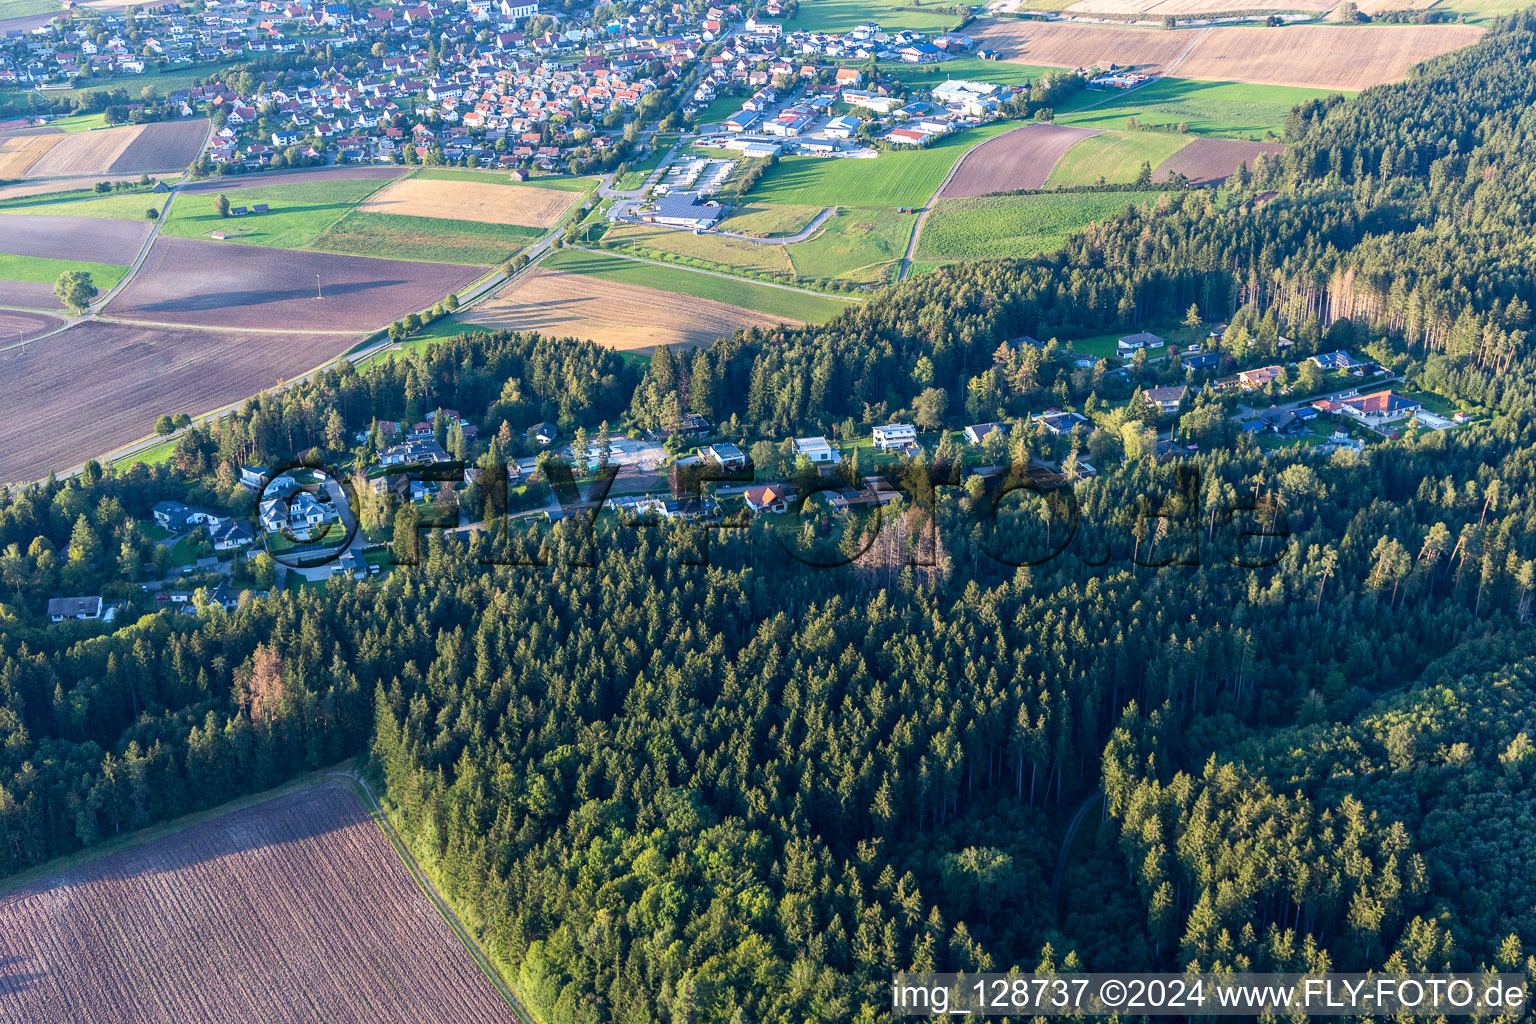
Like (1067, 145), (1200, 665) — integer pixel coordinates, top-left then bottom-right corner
(917, 191), (1163, 262)
(1045, 131), (1193, 187)
(1054, 79), (1348, 139)
(312, 211), (540, 265)
(0, 783), (517, 1024)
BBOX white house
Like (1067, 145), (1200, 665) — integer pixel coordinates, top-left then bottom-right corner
(48, 596), (101, 622)
(793, 436), (841, 464)
(872, 424), (918, 452)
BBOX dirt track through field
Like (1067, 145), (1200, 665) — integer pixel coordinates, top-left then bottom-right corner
(968, 21), (1484, 89)
(1154, 137), (1285, 184)
(0, 214), (150, 262)
(940, 123), (1100, 199)
(0, 321), (356, 481)
(0, 784), (516, 1024)
(359, 177), (582, 227)
(106, 237), (483, 331)
(460, 266), (798, 352)
(177, 166), (408, 193)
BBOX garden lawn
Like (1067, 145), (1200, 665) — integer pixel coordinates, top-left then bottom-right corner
(311, 210), (538, 265)
(1044, 131), (1193, 187)
(160, 177), (388, 249)
(0, 0), (61, 18)
(0, 189), (165, 219)
(0, 252), (127, 290)
(917, 191), (1162, 261)
(547, 248), (855, 323)
(689, 95), (746, 125)
(747, 122), (1016, 207)
(1054, 78), (1348, 140)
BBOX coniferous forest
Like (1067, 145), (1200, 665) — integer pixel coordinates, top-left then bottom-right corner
(10, 15), (1536, 1024)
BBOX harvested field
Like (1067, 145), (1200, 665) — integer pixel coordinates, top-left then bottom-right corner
(1154, 137), (1285, 183)
(105, 118), (208, 173)
(178, 165), (408, 194)
(0, 783), (515, 1024)
(359, 176), (582, 228)
(967, 21), (1484, 89)
(23, 124), (144, 177)
(940, 123), (1100, 199)
(106, 237), (483, 331)
(460, 265), (799, 352)
(0, 321), (354, 481)
(0, 214), (149, 262)
(0, 133), (61, 177)
(1065, 0), (1332, 12)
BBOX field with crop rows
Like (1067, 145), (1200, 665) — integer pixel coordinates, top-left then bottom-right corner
(312, 211), (540, 265)
(917, 190), (1162, 261)
(0, 783), (515, 1024)
(747, 123), (1015, 207)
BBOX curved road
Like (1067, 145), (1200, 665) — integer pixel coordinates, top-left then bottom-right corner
(704, 206), (835, 245)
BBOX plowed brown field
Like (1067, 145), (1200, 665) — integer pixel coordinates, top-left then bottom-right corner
(105, 237), (483, 331)
(0, 783), (515, 1024)
(940, 123), (1100, 198)
(0, 321), (353, 480)
(1155, 137), (1286, 184)
(460, 266), (798, 352)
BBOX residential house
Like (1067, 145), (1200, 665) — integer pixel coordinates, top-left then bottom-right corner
(379, 438), (450, 466)
(793, 436), (841, 464)
(1117, 330), (1164, 357)
(964, 422), (1008, 446)
(527, 421), (559, 445)
(151, 501), (227, 532)
(1237, 365), (1283, 390)
(872, 423), (918, 452)
(1310, 350), (1365, 372)
(743, 483), (790, 513)
(701, 442), (747, 470)
(1142, 384), (1187, 415)
(1323, 390), (1421, 425)
(209, 519), (256, 551)
(48, 596), (102, 622)
(1033, 408), (1088, 435)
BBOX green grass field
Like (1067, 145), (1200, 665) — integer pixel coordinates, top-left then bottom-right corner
(917, 191), (1162, 261)
(689, 95), (745, 125)
(1430, 0), (1525, 22)
(0, 0), (62, 20)
(1044, 131), (1193, 187)
(39, 59), (243, 102)
(748, 122), (1016, 207)
(1055, 79), (1347, 139)
(717, 203), (824, 237)
(0, 189), (165, 219)
(613, 143), (674, 191)
(786, 206), (915, 284)
(0, 252), (127, 291)
(159, 177), (387, 248)
(602, 222), (793, 276)
(312, 211), (538, 265)
(792, 0), (960, 33)
(547, 248), (855, 323)
(41, 111), (109, 132)
(870, 58), (1061, 89)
